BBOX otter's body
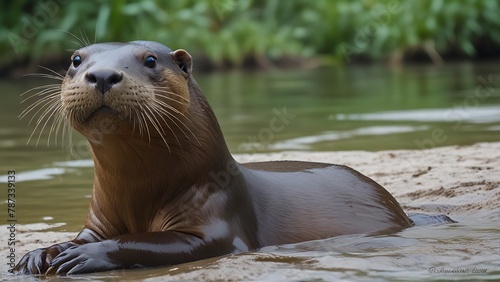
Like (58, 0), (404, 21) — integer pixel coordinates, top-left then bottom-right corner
(242, 162), (411, 246)
(16, 41), (418, 275)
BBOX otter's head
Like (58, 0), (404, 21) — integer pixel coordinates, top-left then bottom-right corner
(61, 41), (195, 147)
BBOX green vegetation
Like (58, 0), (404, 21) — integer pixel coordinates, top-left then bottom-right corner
(1, 0), (499, 72)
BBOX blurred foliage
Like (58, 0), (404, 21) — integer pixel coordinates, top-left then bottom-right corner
(1, 0), (500, 72)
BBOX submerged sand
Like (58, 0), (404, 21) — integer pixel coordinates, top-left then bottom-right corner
(1, 142), (499, 279)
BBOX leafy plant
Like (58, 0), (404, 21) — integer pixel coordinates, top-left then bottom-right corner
(1, 0), (499, 72)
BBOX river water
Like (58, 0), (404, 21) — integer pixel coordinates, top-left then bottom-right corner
(1, 62), (499, 280)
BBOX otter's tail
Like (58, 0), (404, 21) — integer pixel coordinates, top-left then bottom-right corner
(408, 213), (457, 226)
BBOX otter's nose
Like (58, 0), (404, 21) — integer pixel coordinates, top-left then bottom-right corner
(85, 69), (123, 94)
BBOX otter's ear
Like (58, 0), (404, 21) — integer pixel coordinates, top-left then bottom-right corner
(171, 49), (192, 75)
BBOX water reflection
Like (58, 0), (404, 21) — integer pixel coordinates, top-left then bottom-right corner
(336, 106), (500, 123)
(258, 125), (430, 150)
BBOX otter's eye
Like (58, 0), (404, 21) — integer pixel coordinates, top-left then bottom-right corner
(72, 55), (82, 68)
(144, 56), (157, 68)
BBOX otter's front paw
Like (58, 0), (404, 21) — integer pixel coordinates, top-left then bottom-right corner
(14, 246), (63, 275)
(46, 241), (120, 275)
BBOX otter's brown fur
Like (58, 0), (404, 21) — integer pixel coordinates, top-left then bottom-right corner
(15, 41), (414, 276)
